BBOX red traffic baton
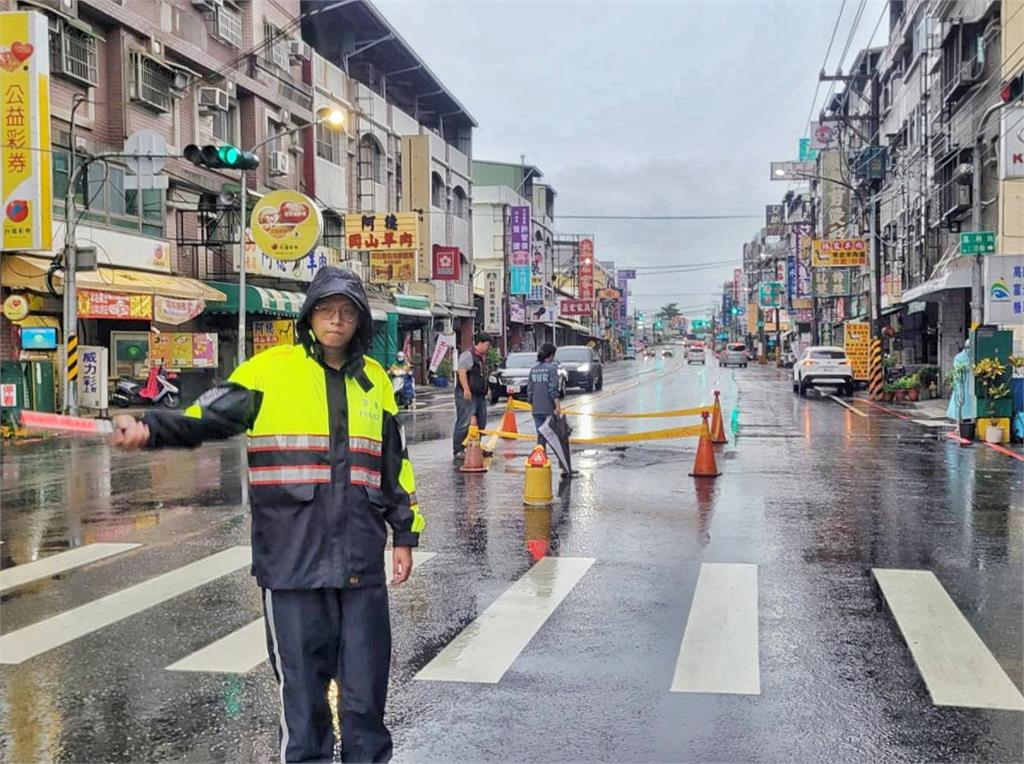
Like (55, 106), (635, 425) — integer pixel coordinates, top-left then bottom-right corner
(19, 410), (114, 437)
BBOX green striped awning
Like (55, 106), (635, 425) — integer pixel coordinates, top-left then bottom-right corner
(205, 281), (306, 318)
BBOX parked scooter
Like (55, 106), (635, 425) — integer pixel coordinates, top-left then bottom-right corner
(111, 365), (181, 408)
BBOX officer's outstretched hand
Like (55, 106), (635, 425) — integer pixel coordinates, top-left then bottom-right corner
(109, 415), (150, 450)
(392, 546), (413, 585)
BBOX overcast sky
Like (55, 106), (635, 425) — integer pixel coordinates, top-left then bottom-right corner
(375, 0), (888, 317)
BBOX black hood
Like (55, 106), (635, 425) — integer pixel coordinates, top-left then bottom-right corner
(296, 266), (374, 358)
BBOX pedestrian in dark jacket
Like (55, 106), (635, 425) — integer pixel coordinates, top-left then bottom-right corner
(527, 343), (562, 448)
(109, 267), (422, 763)
(452, 332), (492, 459)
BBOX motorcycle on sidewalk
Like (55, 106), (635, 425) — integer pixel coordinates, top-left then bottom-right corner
(111, 365), (181, 409)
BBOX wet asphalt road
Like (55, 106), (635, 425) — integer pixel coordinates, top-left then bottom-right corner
(1, 355), (1022, 763)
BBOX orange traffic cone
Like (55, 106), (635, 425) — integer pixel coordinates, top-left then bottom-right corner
(710, 390), (728, 444)
(499, 398), (519, 438)
(690, 412), (721, 478)
(460, 416), (488, 473)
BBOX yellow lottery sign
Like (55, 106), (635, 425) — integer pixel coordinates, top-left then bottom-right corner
(1, 11), (53, 252)
(250, 190), (322, 261)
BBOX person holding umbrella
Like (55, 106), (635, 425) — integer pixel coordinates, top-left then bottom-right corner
(527, 343), (562, 448)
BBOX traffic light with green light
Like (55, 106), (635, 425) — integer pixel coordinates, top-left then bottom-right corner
(184, 144), (260, 171)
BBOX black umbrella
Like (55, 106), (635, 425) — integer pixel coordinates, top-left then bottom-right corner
(538, 413), (574, 475)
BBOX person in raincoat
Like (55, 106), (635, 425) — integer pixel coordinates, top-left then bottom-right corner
(109, 267), (422, 763)
(947, 339), (977, 422)
(527, 343), (562, 448)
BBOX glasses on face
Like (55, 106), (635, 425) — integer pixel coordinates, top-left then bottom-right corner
(313, 302), (360, 323)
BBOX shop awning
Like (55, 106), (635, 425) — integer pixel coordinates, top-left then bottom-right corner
(205, 281), (306, 317)
(900, 259), (973, 303)
(395, 306), (433, 319)
(3, 255), (226, 301)
(557, 318), (588, 333)
(369, 300), (394, 322)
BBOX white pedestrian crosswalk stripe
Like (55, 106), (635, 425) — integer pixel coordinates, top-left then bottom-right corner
(873, 568), (1024, 711)
(414, 556), (595, 684)
(0, 543), (140, 593)
(166, 551), (437, 674)
(671, 562), (760, 695)
(0, 546), (251, 665)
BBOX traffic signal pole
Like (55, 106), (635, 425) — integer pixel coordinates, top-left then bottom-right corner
(238, 168), (248, 365)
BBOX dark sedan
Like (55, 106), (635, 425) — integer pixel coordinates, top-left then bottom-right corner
(555, 345), (604, 392)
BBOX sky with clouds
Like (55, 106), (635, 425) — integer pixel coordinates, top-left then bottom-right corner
(375, 0), (888, 317)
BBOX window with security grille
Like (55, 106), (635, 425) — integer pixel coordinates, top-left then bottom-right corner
(48, 18), (98, 86)
(215, 5), (243, 48)
(133, 53), (173, 112)
(263, 22), (289, 68)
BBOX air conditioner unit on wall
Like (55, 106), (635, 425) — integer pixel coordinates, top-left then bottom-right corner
(269, 151), (289, 176)
(198, 87), (230, 112)
(288, 40), (310, 62)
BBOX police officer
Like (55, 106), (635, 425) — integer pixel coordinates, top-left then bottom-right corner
(110, 267), (423, 763)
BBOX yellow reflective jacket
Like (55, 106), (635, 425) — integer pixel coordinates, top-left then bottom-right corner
(142, 346), (423, 589)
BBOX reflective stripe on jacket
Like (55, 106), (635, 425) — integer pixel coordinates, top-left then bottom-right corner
(143, 345), (423, 589)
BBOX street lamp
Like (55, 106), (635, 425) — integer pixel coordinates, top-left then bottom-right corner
(234, 107), (345, 365)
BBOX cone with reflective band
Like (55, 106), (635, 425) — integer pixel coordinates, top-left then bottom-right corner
(499, 398), (519, 438)
(689, 412), (721, 478)
(523, 445), (553, 504)
(460, 416), (488, 473)
(710, 390), (727, 444)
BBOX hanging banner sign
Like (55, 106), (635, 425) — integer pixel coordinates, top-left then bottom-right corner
(509, 300), (526, 324)
(510, 205), (531, 295)
(579, 238), (595, 300)
(154, 296), (205, 325)
(78, 290), (153, 320)
(812, 238), (868, 267)
(251, 190), (323, 261)
(432, 245), (460, 280)
(1, 11), (53, 252)
(429, 332), (456, 373)
(483, 269), (503, 334)
(369, 251), (416, 283)
(560, 299), (593, 317)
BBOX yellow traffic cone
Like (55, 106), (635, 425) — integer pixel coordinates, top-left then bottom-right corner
(460, 416), (488, 473)
(523, 445), (553, 505)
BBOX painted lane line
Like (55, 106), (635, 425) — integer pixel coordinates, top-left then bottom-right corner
(912, 419), (954, 428)
(873, 569), (1024, 711)
(414, 556), (595, 684)
(671, 563), (760, 695)
(829, 395), (868, 417)
(945, 431), (972, 446)
(0, 543), (140, 593)
(166, 551), (436, 673)
(0, 546), (252, 665)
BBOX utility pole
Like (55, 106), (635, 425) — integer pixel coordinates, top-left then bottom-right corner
(237, 168), (248, 366)
(61, 95), (89, 415)
(971, 101), (1005, 330)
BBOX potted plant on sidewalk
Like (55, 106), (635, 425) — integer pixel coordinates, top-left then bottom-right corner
(434, 357), (452, 388)
(905, 373), (921, 402)
(882, 382), (896, 402)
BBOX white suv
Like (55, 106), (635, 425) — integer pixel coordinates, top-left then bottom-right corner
(793, 346), (855, 397)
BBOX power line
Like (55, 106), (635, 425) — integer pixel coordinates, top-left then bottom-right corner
(804, 0), (849, 140)
(556, 213), (760, 221)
